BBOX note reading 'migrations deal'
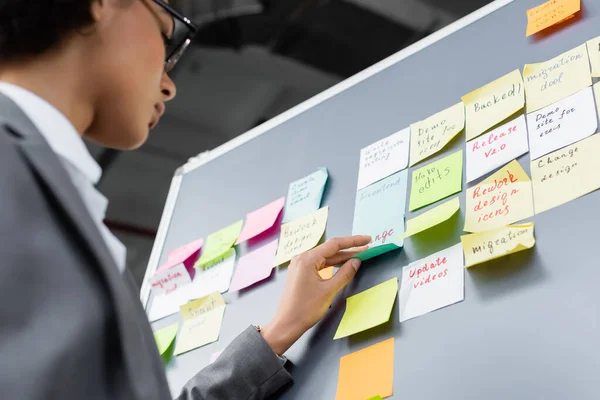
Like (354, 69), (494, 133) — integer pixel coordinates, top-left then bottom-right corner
(523, 44), (591, 112)
(357, 128), (410, 190)
(399, 243), (464, 323)
(195, 220), (243, 267)
(461, 223), (535, 268)
(466, 115), (529, 183)
(150, 263), (192, 296)
(274, 206), (328, 266)
(409, 150), (463, 211)
(525, 0), (581, 37)
(409, 103), (464, 167)
(461, 69), (525, 141)
(335, 338), (395, 400)
(352, 170), (407, 261)
(334, 277), (398, 340)
(174, 292), (226, 355)
(526, 87), (597, 160)
(283, 168), (328, 223)
(464, 160), (534, 232)
(531, 134), (600, 214)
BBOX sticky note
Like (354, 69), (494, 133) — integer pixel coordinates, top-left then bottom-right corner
(461, 223), (535, 268)
(409, 103), (464, 167)
(526, 87), (597, 160)
(523, 44), (591, 112)
(147, 289), (190, 322)
(464, 160), (534, 232)
(235, 197), (285, 244)
(587, 37), (600, 77)
(462, 70), (525, 141)
(526, 0), (580, 37)
(334, 278), (398, 340)
(155, 238), (204, 274)
(174, 292), (226, 355)
(191, 248), (236, 298)
(367, 397), (384, 400)
(150, 263), (192, 296)
(274, 207), (328, 266)
(466, 115), (529, 183)
(335, 338), (394, 400)
(409, 150), (463, 211)
(195, 220), (243, 267)
(357, 128), (410, 190)
(531, 134), (600, 214)
(595, 83), (600, 116)
(319, 266), (335, 280)
(399, 243), (464, 322)
(229, 240), (278, 292)
(352, 170), (407, 259)
(153, 323), (179, 356)
(283, 168), (328, 223)
(403, 197), (460, 238)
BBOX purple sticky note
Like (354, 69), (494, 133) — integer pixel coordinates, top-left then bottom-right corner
(229, 240), (278, 292)
(155, 238), (204, 274)
(235, 197), (285, 245)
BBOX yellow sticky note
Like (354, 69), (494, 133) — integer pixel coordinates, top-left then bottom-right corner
(319, 266), (334, 280)
(461, 223), (535, 267)
(409, 103), (465, 166)
(461, 70), (525, 141)
(335, 338), (394, 400)
(409, 150), (463, 211)
(334, 278), (398, 340)
(531, 134), (600, 214)
(587, 37), (600, 77)
(274, 207), (328, 266)
(403, 197), (460, 238)
(195, 220), (243, 267)
(525, 0), (580, 37)
(594, 83), (600, 116)
(153, 323), (179, 355)
(523, 44), (591, 112)
(464, 160), (534, 232)
(174, 292), (226, 355)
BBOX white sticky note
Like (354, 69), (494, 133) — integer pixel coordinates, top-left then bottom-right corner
(357, 128), (410, 190)
(149, 263), (192, 296)
(191, 248), (236, 299)
(399, 243), (464, 322)
(526, 87), (597, 160)
(466, 115), (529, 183)
(147, 289), (190, 322)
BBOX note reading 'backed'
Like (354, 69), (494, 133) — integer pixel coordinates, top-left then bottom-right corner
(409, 103), (464, 166)
(462, 70), (525, 141)
(274, 207), (328, 266)
(409, 150), (463, 211)
(461, 223), (535, 267)
(531, 134), (600, 214)
(523, 44), (591, 112)
(526, 0), (580, 37)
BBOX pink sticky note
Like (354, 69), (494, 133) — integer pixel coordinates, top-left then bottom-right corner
(155, 238), (204, 274)
(229, 240), (278, 292)
(235, 197), (285, 245)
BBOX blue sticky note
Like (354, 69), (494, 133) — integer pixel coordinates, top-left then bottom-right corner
(283, 168), (328, 223)
(352, 170), (407, 261)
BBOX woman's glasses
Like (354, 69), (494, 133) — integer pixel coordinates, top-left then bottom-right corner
(152, 0), (198, 72)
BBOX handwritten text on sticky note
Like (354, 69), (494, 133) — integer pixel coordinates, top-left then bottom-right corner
(357, 128), (410, 190)
(409, 150), (463, 211)
(409, 103), (464, 167)
(283, 168), (328, 222)
(526, 0), (580, 37)
(174, 292), (226, 355)
(462, 70), (525, 141)
(461, 223), (535, 267)
(275, 207), (328, 266)
(150, 263), (192, 296)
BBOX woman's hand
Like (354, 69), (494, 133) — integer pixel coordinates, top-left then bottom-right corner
(260, 235), (371, 355)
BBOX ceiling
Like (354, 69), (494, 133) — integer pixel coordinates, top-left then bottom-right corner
(88, 0), (493, 287)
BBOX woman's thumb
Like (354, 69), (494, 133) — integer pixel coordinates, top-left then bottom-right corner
(329, 258), (361, 292)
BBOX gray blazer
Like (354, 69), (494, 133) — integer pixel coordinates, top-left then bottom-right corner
(0, 93), (292, 400)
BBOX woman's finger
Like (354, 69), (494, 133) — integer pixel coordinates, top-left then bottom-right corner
(311, 236), (371, 258)
(323, 245), (369, 266)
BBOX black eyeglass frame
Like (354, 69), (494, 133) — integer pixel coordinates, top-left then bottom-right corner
(151, 0), (198, 72)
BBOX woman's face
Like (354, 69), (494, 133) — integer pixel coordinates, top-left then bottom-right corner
(85, 0), (177, 149)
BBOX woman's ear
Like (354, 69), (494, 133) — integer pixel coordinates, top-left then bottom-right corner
(90, 0), (106, 23)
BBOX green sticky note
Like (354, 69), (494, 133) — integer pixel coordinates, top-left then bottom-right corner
(153, 323), (179, 356)
(409, 150), (463, 211)
(403, 197), (460, 238)
(352, 244), (401, 262)
(195, 220), (243, 267)
(367, 396), (384, 400)
(334, 278), (398, 340)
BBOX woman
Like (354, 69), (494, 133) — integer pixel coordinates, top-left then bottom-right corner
(0, 1), (370, 399)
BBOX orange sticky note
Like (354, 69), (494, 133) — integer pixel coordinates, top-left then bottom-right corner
(319, 267), (334, 280)
(525, 0), (580, 37)
(335, 338), (394, 400)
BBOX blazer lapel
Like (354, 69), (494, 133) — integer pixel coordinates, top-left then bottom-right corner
(0, 93), (162, 399)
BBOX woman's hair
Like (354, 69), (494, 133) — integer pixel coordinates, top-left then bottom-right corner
(0, 0), (95, 62)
